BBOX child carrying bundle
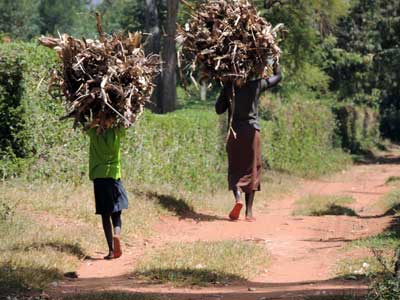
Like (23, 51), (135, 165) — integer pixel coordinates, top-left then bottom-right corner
(40, 14), (160, 259)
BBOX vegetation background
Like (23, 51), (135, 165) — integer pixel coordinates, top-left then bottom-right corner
(0, 0), (400, 299)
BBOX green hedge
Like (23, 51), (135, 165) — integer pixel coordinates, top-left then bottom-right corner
(264, 100), (350, 177)
(0, 42), (351, 190)
(333, 104), (380, 153)
(25, 109), (226, 191)
(0, 42), (72, 179)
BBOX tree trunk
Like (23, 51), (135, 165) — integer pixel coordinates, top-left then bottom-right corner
(160, 0), (179, 113)
(145, 0), (162, 112)
(200, 81), (207, 101)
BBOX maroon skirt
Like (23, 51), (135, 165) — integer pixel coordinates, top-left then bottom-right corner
(226, 125), (261, 193)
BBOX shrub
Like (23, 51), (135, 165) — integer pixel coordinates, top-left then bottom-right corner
(0, 49), (29, 178)
(1, 42), (350, 190)
(333, 104), (380, 153)
(263, 98), (350, 177)
(0, 42), (60, 178)
(123, 109), (225, 191)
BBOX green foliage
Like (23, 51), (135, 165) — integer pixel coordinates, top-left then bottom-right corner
(330, 0), (400, 139)
(24, 108), (226, 192)
(260, 0), (350, 96)
(98, 0), (167, 34)
(123, 109), (226, 191)
(368, 274), (400, 300)
(333, 104), (380, 153)
(38, 0), (95, 37)
(0, 42), (352, 188)
(98, 0), (146, 33)
(0, 42), (76, 179)
(264, 97), (350, 177)
(0, 47), (32, 178)
(0, 0), (40, 40)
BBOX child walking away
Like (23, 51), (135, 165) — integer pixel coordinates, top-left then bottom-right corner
(215, 64), (282, 221)
(88, 122), (128, 259)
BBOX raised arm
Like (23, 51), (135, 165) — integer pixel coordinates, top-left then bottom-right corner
(261, 64), (282, 91)
(215, 85), (229, 115)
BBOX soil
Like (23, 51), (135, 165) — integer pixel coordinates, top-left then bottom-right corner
(49, 151), (400, 300)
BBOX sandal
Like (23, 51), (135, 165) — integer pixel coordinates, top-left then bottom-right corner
(229, 202), (243, 220)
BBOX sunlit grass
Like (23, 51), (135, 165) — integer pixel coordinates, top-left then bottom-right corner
(62, 293), (159, 300)
(134, 240), (269, 286)
(293, 194), (356, 216)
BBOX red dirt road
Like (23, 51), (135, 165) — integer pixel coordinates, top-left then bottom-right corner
(52, 154), (400, 300)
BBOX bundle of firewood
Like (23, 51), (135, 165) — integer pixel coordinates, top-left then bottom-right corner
(177, 0), (284, 83)
(39, 16), (160, 131)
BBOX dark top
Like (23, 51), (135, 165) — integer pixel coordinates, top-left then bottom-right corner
(215, 70), (282, 131)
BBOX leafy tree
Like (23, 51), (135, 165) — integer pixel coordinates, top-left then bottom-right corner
(98, 0), (146, 33)
(327, 0), (400, 138)
(38, 0), (92, 36)
(0, 0), (40, 40)
(257, 0), (350, 96)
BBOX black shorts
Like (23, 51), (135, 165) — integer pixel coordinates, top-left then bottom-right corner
(93, 178), (129, 214)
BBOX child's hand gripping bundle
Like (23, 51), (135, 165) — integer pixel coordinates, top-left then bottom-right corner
(39, 14), (161, 132)
(177, 0), (285, 84)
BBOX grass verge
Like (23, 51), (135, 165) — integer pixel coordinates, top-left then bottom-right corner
(335, 189), (400, 283)
(134, 240), (269, 286)
(62, 293), (159, 300)
(385, 176), (400, 186)
(293, 194), (356, 216)
(0, 210), (97, 292)
(304, 296), (364, 300)
(335, 255), (393, 280)
(375, 189), (400, 215)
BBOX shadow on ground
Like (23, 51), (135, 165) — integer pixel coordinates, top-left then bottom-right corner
(143, 191), (229, 222)
(51, 274), (369, 300)
(354, 145), (400, 165)
(310, 205), (358, 217)
(0, 263), (62, 293)
(10, 241), (87, 258)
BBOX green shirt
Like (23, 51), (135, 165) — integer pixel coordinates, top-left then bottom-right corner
(88, 127), (125, 180)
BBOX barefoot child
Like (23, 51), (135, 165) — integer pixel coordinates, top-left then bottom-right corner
(88, 121), (128, 259)
(215, 64), (282, 221)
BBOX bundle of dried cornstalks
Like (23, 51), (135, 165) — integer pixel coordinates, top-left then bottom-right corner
(39, 16), (160, 131)
(177, 0), (284, 83)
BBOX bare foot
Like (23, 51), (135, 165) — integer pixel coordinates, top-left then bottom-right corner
(245, 216), (256, 222)
(113, 236), (122, 258)
(103, 251), (114, 260)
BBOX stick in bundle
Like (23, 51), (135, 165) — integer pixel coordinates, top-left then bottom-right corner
(177, 0), (285, 84)
(39, 13), (161, 131)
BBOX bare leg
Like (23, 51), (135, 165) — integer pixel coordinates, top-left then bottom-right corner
(101, 214), (114, 259)
(232, 188), (242, 203)
(111, 211), (122, 236)
(245, 191), (256, 221)
(111, 211), (122, 258)
(229, 188), (243, 220)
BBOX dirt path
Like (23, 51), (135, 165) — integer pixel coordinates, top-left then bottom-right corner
(52, 154), (400, 300)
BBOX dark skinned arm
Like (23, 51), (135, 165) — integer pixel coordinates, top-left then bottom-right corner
(261, 64), (282, 91)
(215, 85), (229, 115)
